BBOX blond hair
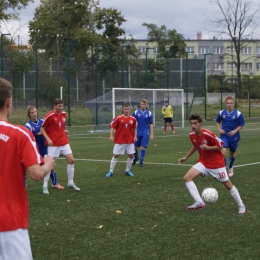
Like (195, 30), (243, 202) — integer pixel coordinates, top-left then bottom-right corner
(225, 95), (235, 103)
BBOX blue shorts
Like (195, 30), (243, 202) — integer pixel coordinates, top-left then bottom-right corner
(221, 137), (238, 152)
(135, 134), (149, 148)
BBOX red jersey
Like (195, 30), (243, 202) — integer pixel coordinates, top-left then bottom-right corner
(110, 115), (137, 144)
(0, 121), (44, 232)
(42, 110), (68, 146)
(189, 128), (224, 169)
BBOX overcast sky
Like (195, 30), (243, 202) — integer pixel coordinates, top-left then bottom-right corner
(3, 0), (219, 45)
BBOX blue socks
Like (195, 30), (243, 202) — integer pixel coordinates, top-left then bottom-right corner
(140, 150), (146, 164)
(229, 156), (236, 169)
(50, 171), (57, 185)
(134, 149), (139, 160)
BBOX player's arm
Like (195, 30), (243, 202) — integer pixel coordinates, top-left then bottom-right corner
(27, 155), (55, 181)
(201, 144), (223, 151)
(179, 145), (197, 164)
(228, 125), (243, 136)
(40, 126), (53, 146)
(109, 127), (115, 142)
(149, 122), (154, 140)
(162, 106), (165, 114)
(216, 122), (225, 135)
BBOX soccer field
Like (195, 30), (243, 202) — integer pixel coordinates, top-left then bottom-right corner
(27, 118), (260, 260)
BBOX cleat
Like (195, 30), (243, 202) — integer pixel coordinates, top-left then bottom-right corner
(228, 167), (234, 177)
(172, 131), (175, 134)
(67, 183), (80, 191)
(187, 202), (205, 210)
(132, 158), (139, 165)
(139, 163), (144, 167)
(238, 205), (246, 214)
(52, 183), (65, 189)
(43, 186), (49, 194)
(125, 171), (134, 177)
(106, 171), (113, 178)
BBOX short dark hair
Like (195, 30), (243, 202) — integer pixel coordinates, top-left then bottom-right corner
(189, 113), (203, 123)
(0, 78), (12, 109)
(54, 98), (64, 105)
(122, 102), (130, 108)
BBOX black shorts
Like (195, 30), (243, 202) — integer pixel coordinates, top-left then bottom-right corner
(164, 117), (173, 123)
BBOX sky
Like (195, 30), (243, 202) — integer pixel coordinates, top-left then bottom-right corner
(2, 0), (219, 45)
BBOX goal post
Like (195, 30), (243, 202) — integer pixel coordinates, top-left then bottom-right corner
(112, 88), (184, 128)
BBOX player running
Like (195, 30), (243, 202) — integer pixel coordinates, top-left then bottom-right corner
(106, 102), (137, 178)
(162, 100), (175, 133)
(132, 99), (154, 167)
(179, 113), (246, 214)
(216, 95), (245, 177)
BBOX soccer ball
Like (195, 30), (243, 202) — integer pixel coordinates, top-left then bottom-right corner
(201, 187), (218, 203)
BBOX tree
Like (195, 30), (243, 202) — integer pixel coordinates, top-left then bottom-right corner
(208, 0), (260, 98)
(142, 23), (186, 58)
(0, 0), (32, 21)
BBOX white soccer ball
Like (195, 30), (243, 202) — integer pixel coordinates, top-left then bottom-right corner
(201, 187), (218, 203)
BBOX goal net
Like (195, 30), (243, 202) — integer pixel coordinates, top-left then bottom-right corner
(112, 88), (184, 128)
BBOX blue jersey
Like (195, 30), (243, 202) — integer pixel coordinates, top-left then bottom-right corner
(216, 109), (245, 142)
(25, 119), (47, 157)
(132, 109), (153, 136)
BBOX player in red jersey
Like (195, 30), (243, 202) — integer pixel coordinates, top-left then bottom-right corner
(0, 78), (55, 259)
(106, 102), (137, 177)
(179, 114), (245, 214)
(41, 98), (80, 194)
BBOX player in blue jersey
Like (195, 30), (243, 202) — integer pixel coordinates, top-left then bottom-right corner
(132, 99), (154, 167)
(25, 106), (64, 190)
(216, 96), (245, 177)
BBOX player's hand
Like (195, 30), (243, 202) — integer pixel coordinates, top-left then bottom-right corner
(201, 144), (208, 150)
(179, 157), (186, 164)
(43, 155), (55, 171)
(109, 136), (114, 142)
(150, 135), (154, 140)
(47, 139), (53, 146)
(219, 129), (225, 134)
(65, 130), (69, 135)
(228, 131), (235, 136)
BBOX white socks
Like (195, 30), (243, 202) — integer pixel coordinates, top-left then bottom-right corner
(185, 181), (204, 203)
(110, 157), (118, 172)
(229, 185), (243, 206)
(126, 157), (133, 172)
(67, 164), (74, 185)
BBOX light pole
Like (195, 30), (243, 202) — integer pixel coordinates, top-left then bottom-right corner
(204, 53), (212, 120)
(166, 50), (169, 89)
(249, 77), (252, 117)
(94, 42), (104, 127)
(67, 41), (71, 127)
(121, 45), (130, 88)
(145, 47), (154, 88)
(1, 33), (11, 78)
(185, 52), (188, 120)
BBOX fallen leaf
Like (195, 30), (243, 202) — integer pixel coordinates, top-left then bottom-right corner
(46, 223), (49, 226)
(116, 210), (122, 213)
(96, 225), (103, 229)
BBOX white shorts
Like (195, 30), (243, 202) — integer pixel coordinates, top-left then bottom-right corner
(193, 162), (229, 182)
(0, 228), (33, 260)
(48, 144), (72, 158)
(113, 143), (135, 155)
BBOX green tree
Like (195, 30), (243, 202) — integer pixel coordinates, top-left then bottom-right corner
(0, 0), (32, 21)
(142, 23), (186, 58)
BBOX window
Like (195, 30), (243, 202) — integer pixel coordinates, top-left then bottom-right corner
(213, 63), (224, 70)
(138, 46), (147, 54)
(213, 47), (223, 54)
(227, 62), (235, 67)
(198, 46), (209, 54)
(241, 47), (251, 54)
(227, 46), (235, 51)
(241, 63), (252, 70)
(153, 47), (159, 54)
(256, 63), (260, 70)
(256, 47), (260, 54)
(186, 46), (194, 53)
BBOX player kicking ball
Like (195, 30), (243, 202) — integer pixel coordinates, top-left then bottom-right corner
(179, 114), (246, 214)
(106, 102), (137, 178)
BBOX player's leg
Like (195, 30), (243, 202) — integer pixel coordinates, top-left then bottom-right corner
(169, 118), (175, 133)
(106, 144), (123, 177)
(223, 180), (246, 214)
(184, 163), (207, 209)
(133, 138), (141, 165)
(228, 141), (238, 177)
(163, 118), (167, 133)
(125, 144), (135, 176)
(51, 169), (64, 189)
(139, 135), (149, 166)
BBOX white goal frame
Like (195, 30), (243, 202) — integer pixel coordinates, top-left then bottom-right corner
(112, 88), (184, 128)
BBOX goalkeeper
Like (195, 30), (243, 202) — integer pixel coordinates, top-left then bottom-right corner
(162, 100), (175, 133)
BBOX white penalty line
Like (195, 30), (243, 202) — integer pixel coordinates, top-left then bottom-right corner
(56, 157), (260, 168)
